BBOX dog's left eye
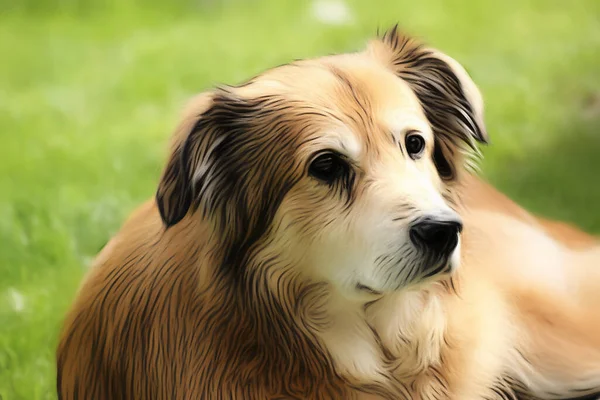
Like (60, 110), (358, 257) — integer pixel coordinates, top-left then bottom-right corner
(405, 133), (426, 159)
(309, 152), (348, 184)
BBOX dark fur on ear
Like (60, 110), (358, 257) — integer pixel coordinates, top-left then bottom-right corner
(155, 91), (239, 228)
(379, 25), (488, 180)
(156, 139), (193, 227)
(156, 89), (303, 277)
(156, 90), (271, 228)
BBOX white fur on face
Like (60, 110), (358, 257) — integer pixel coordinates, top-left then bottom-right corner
(312, 176), (458, 295)
(272, 126), (460, 298)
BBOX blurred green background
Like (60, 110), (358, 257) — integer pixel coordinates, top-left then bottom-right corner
(0, 0), (599, 398)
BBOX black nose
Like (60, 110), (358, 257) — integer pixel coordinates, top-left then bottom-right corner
(410, 216), (463, 255)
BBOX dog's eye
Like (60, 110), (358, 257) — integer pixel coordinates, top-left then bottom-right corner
(309, 152), (348, 183)
(405, 133), (426, 159)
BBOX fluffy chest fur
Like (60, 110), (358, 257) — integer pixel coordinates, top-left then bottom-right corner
(312, 280), (515, 400)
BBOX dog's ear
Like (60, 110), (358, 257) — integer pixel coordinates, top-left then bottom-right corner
(370, 26), (488, 179)
(156, 90), (258, 227)
(156, 88), (300, 274)
(156, 93), (213, 227)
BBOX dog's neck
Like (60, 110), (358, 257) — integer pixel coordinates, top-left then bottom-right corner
(313, 284), (450, 386)
(366, 287), (449, 374)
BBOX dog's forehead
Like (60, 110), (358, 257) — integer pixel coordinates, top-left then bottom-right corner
(237, 53), (430, 149)
(328, 55), (425, 111)
(324, 55), (431, 138)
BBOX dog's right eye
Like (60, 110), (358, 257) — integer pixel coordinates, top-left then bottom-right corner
(309, 152), (348, 184)
(405, 132), (426, 160)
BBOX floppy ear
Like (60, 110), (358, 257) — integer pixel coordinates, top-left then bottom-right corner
(156, 91), (256, 228)
(156, 88), (302, 277)
(428, 49), (487, 144)
(370, 26), (488, 180)
(155, 93), (214, 227)
(155, 140), (192, 227)
(156, 89), (298, 241)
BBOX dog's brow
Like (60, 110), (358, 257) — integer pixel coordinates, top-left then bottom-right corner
(320, 129), (362, 161)
(386, 113), (431, 142)
(328, 66), (373, 127)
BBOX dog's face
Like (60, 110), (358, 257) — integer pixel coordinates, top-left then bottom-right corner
(156, 29), (487, 298)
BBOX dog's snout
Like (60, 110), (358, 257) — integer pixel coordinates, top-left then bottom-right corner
(410, 216), (463, 255)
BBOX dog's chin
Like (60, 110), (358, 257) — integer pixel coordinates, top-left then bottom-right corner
(356, 256), (460, 296)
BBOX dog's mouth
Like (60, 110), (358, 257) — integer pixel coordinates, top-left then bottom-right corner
(356, 252), (459, 295)
(421, 260), (452, 280)
(355, 283), (382, 295)
(357, 261), (455, 295)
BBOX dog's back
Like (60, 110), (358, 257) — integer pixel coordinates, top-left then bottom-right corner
(57, 202), (210, 398)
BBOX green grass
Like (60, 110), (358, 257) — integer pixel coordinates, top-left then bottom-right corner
(0, 0), (599, 398)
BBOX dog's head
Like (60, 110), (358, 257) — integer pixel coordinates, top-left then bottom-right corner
(156, 28), (487, 298)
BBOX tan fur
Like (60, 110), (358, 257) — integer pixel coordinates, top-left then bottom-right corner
(57, 29), (600, 399)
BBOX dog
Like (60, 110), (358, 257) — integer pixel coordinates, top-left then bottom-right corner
(56, 27), (600, 399)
